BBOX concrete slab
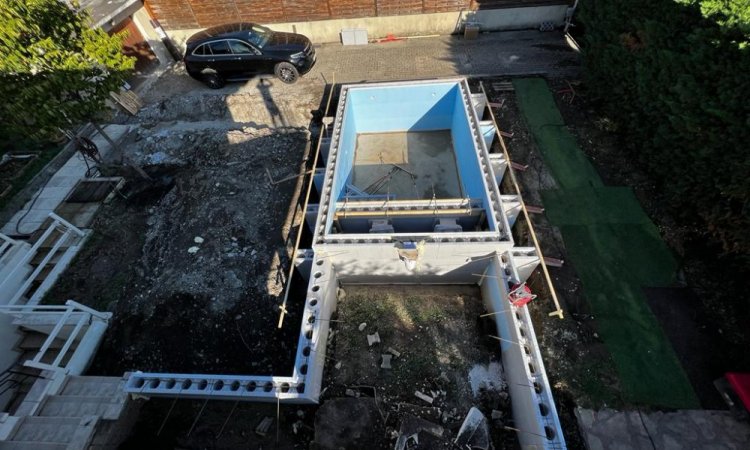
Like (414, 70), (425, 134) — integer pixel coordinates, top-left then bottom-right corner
(352, 131), (462, 199)
(576, 408), (750, 450)
(306, 30), (581, 83)
(1, 125), (129, 235)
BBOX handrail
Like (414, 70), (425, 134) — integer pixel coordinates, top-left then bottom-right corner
(0, 301), (110, 374)
(0, 213), (87, 306)
(51, 313), (87, 367)
(0, 219), (58, 295)
(0, 233), (18, 257)
(7, 229), (72, 306)
(33, 307), (74, 364)
(65, 300), (111, 321)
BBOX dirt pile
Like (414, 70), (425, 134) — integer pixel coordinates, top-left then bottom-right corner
(128, 128), (307, 314)
(325, 285), (517, 448)
(49, 125), (310, 376)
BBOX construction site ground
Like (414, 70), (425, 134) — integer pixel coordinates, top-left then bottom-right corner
(16, 29), (746, 448)
(322, 284), (516, 449)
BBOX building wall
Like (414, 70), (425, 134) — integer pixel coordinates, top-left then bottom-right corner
(144, 0), (570, 30)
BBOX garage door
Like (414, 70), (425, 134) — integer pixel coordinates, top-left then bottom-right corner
(110, 17), (158, 73)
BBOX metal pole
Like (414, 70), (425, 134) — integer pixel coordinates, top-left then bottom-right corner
(157, 397), (179, 436)
(216, 400), (239, 440)
(278, 72), (336, 329)
(479, 82), (564, 319)
(186, 398), (209, 437)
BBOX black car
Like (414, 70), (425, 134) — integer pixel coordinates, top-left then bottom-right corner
(183, 22), (316, 88)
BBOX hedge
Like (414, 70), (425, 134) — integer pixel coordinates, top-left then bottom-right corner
(578, 1), (750, 258)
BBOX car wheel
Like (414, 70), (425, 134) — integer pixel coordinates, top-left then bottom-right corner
(274, 62), (299, 84)
(203, 73), (225, 89)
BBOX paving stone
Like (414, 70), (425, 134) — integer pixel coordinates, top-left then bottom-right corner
(577, 408), (750, 450)
(306, 30), (580, 84)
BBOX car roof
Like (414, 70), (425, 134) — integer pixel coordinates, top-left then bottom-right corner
(186, 22), (260, 46)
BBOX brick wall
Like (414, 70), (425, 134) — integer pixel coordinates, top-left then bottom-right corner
(145, 0), (570, 30)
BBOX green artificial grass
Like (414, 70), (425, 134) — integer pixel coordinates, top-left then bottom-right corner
(515, 78), (699, 408)
(512, 78), (603, 190)
(541, 187), (650, 225)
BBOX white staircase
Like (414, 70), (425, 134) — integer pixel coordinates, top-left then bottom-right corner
(0, 302), (138, 449)
(0, 212), (138, 449)
(0, 214), (90, 307)
(0, 416), (99, 449)
(1, 301), (111, 376)
(0, 375), (135, 450)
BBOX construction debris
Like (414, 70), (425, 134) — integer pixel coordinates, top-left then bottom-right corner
(414, 391), (434, 405)
(386, 347), (401, 358)
(454, 407), (490, 450)
(543, 256), (565, 268)
(394, 414), (445, 450)
(381, 354), (392, 369)
(254, 416), (274, 437)
(367, 332), (381, 346)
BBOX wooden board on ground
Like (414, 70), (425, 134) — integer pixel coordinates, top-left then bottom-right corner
(110, 89), (143, 115)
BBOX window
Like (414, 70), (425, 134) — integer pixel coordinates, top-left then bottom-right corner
(247, 25), (271, 48)
(193, 44), (209, 56)
(208, 40), (231, 55)
(229, 40), (255, 55)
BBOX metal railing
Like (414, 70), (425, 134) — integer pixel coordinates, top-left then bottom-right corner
(0, 300), (110, 374)
(0, 233), (19, 259)
(0, 213), (86, 306)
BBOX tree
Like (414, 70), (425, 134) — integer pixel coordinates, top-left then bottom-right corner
(0, 0), (134, 140)
(579, 0), (750, 258)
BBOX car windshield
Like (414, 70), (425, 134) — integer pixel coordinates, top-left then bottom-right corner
(247, 25), (272, 49)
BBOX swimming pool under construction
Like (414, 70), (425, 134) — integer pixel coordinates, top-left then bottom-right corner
(124, 78), (567, 449)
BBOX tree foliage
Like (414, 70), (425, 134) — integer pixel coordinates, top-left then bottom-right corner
(0, 0), (134, 138)
(682, 0), (750, 37)
(579, 0), (750, 258)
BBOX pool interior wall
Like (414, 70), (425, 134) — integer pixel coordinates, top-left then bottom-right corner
(327, 82), (495, 234)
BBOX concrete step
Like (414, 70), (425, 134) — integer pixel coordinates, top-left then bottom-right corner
(32, 264), (54, 282)
(32, 228), (79, 250)
(29, 250), (63, 268)
(0, 442), (67, 450)
(38, 395), (126, 421)
(19, 348), (72, 367)
(0, 243), (30, 275)
(16, 333), (65, 351)
(10, 416), (97, 446)
(13, 312), (90, 329)
(61, 376), (124, 398)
